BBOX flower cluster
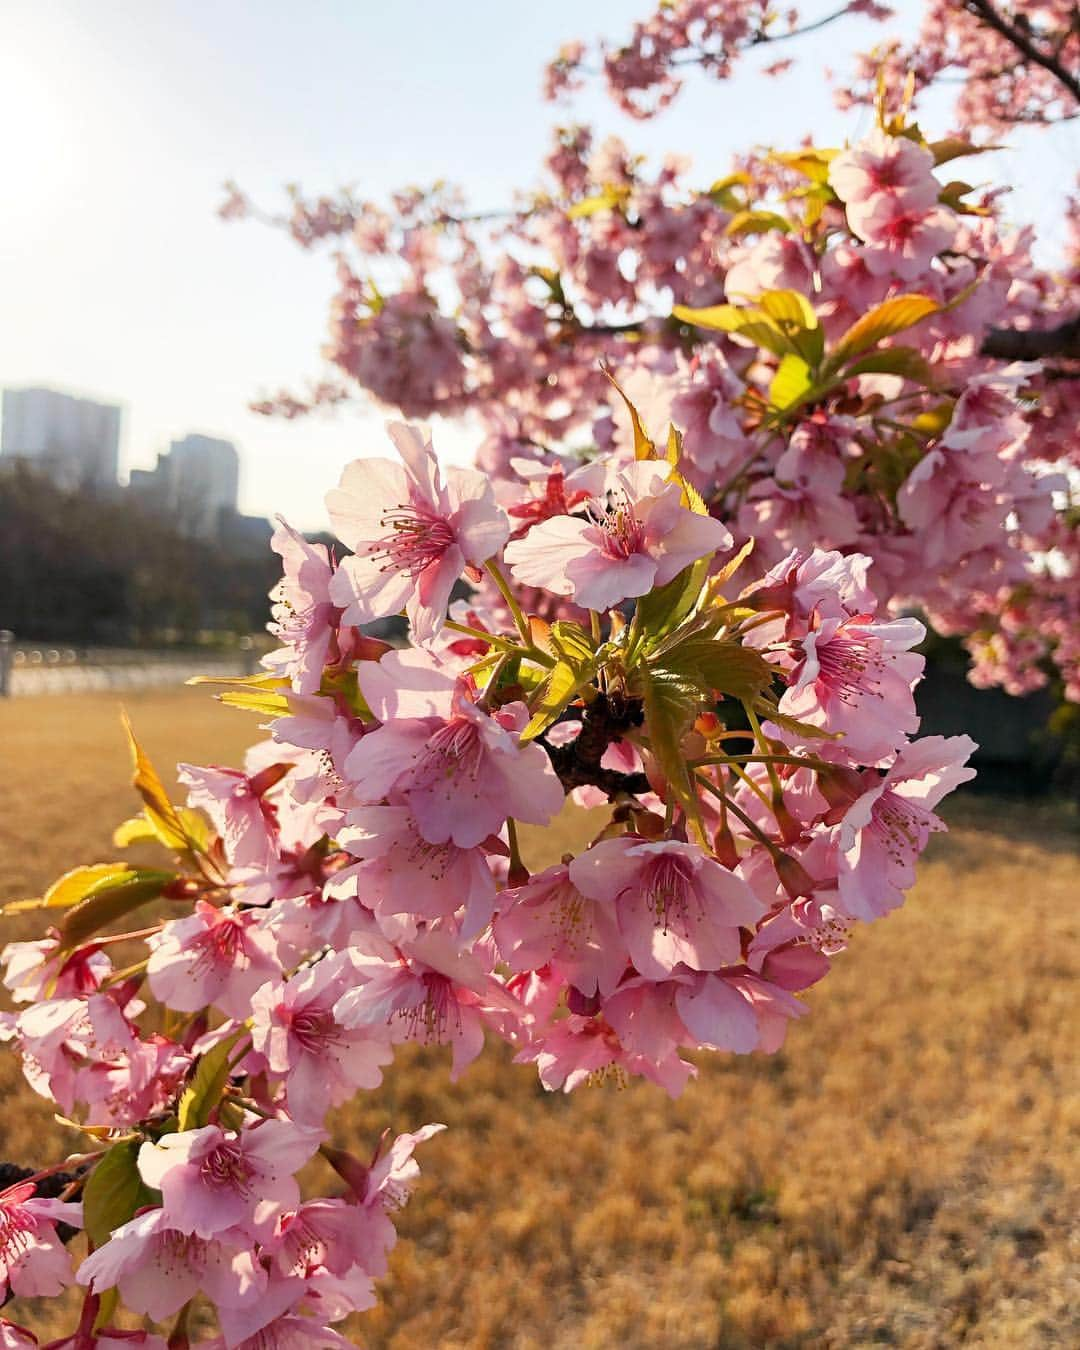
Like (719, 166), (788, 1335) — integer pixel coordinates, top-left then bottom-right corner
(226, 81), (1078, 705)
(1, 415), (975, 1342)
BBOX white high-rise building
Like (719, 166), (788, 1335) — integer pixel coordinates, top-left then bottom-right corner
(1, 386), (121, 491)
(128, 433), (240, 540)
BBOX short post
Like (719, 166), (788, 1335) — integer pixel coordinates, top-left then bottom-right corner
(0, 631), (14, 697)
(238, 634), (257, 676)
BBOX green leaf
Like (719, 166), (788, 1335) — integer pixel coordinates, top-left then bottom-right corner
(60, 869), (175, 949)
(828, 294), (939, 370)
(929, 136), (1000, 166)
(602, 366), (655, 459)
(672, 304), (796, 359)
(757, 289), (818, 332)
(189, 671), (293, 717)
(566, 185), (629, 220)
(769, 353), (814, 412)
(632, 557), (710, 647)
(83, 1140), (159, 1248)
(843, 346), (936, 387)
(114, 807), (210, 852)
(122, 714), (202, 853)
(522, 659), (589, 742)
(724, 209), (791, 237)
(4, 863), (141, 915)
(759, 708), (840, 741)
(177, 1027), (248, 1132)
(770, 148), (837, 184)
(638, 664), (701, 825)
(665, 637), (775, 703)
(706, 172), (750, 210)
(522, 621), (597, 742)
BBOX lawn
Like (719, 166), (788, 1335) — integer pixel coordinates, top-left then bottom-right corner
(0, 688), (1077, 1348)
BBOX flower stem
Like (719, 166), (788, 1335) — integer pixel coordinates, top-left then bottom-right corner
(484, 560), (532, 646)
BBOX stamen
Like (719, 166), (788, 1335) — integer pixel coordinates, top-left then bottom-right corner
(371, 501), (457, 577)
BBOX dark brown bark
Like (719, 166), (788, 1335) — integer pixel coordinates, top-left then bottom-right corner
(980, 313), (1080, 362)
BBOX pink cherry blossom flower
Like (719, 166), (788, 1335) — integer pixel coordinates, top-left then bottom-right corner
(349, 1123), (447, 1279)
(569, 837), (764, 979)
(43, 1331), (166, 1350)
(193, 1317), (353, 1350)
(79, 1031), (192, 1129)
(856, 201), (957, 280)
(743, 547), (877, 648)
(339, 802), (497, 940)
(0, 1181), (82, 1301)
(1, 937), (110, 1004)
(14, 993), (142, 1117)
(493, 863), (629, 997)
(137, 1120), (323, 1241)
(836, 735), (977, 919)
(326, 422), (509, 643)
(146, 901), (281, 1020)
(516, 1014), (696, 1097)
(344, 689), (564, 849)
(334, 931), (522, 1079)
(263, 519), (339, 696)
(504, 460), (732, 611)
(829, 130), (941, 228)
(177, 763), (286, 868)
(780, 612), (926, 762)
(77, 1208), (266, 1323)
(250, 952), (393, 1125)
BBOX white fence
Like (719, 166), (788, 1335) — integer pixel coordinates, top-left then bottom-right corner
(0, 632), (258, 697)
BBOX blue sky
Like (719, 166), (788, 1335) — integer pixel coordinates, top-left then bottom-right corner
(2, 1), (1076, 528)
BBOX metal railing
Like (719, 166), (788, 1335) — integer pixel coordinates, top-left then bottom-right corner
(0, 631), (259, 697)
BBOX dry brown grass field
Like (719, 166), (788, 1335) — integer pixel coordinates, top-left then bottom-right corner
(1, 689), (1077, 1349)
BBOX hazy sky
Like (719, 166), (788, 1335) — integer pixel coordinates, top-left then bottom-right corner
(3, 1), (1076, 529)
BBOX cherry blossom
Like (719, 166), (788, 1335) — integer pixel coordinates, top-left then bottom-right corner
(136, 1121), (323, 1241)
(505, 460), (732, 611)
(326, 422), (509, 642)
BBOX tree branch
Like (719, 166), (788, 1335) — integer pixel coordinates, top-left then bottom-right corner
(541, 694), (650, 797)
(980, 312), (1080, 362)
(963, 0), (1080, 105)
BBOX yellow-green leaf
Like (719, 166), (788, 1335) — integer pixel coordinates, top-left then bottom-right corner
(638, 664), (700, 822)
(760, 708), (840, 741)
(708, 538), (755, 596)
(844, 347), (936, 387)
(633, 556), (710, 646)
(566, 185), (629, 220)
(188, 671), (293, 718)
(83, 1140), (159, 1249)
(769, 353), (814, 411)
(548, 620), (595, 667)
(724, 209), (791, 237)
(113, 807), (211, 852)
(122, 714), (197, 852)
(177, 1028), (248, 1132)
(673, 304), (795, 359)
(757, 289), (818, 331)
(521, 658), (586, 742)
(4, 863), (138, 915)
(602, 366), (655, 460)
(771, 148), (837, 184)
(707, 172), (750, 210)
(60, 869), (174, 949)
(829, 294), (939, 369)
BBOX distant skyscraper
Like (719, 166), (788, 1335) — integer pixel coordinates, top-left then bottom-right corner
(1, 386), (121, 492)
(128, 432), (240, 540)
